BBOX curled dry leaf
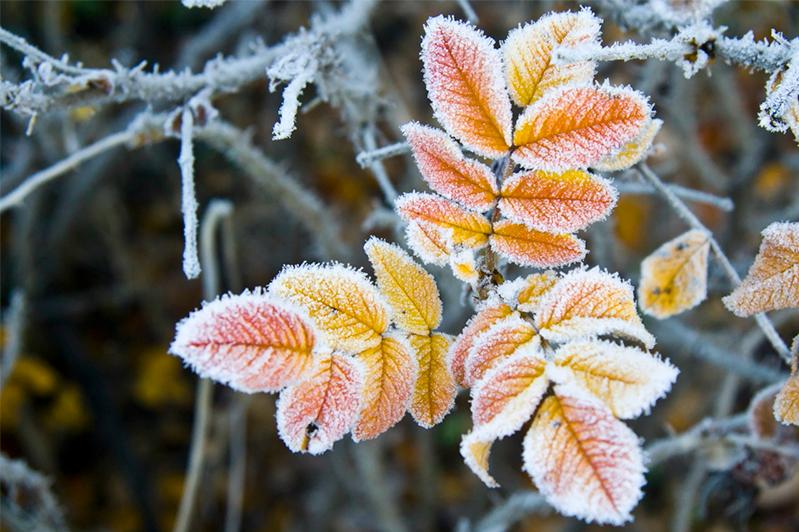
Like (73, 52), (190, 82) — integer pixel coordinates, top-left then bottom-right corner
(460, 429), (499, 487)
(552, 340), (678, 419)
(353, 334), (417, 441)
(535, 268), (655, 348)
(503, 9), (600, 106)
(170, 291), (316, 393)
(395, 192), (491, 249)
(522, 383), (645, 525)
(638, 229), (710, 319)
(449, 300), (514, 387)
(593, 118), (662, 172)
(723, 221), (799, 316)
(365, 237), (442, 335)
(774, 375), (799, 426)
(270, 264), (389, 353)
(422, 16), (512, 158)
(748, 382), (784, 438)
(276, 352), (364, 454)
(490, 219), (587, 268)
(408, 332), (456, 428)
(464, 314), (538, 386)
(402, 123), (498, 212)
(498, 169), (617, 233)
(513, 85), (651, 172)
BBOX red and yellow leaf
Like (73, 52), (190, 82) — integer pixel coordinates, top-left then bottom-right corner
(276, 352), (363, 454)
(421, 16), (512, 158)
(402, 123), (498, 211)
(774, 375), (799, 426)
(552, 340), (678, 419)
(170, 291), (316, 393)
(638, 229), (710, 319)
(405, 222), (451, 266)
(408, 333), (456, 428)
(449, 300), (514, 387)
(497, 272), (558, 312)
(498, 169), (617, 232)
(464, 314), (538, 386)
(365, 237), (442, 335)
(522, 383), (645, 525)
(534, 268), (655, 348)
(512, 85), (651, 172)
(460, 429), (499, 488)
(270, 264), (388, 353)
(353, 334), (417, 441)
(503, 10), (600, 106)
(470, 349), (548, 438)
(395, 193), (491, 249)
(723, 221), (799, 316)
(489, 219), (587, 267)
(593, 118), (662, 172)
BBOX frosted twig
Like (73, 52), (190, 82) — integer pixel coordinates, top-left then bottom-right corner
(472, 492), (550, 532)
(362, 127), (398, 203)
(638, 163), (791, 363)
(725, 435), (799, 459)
(645, 414), (747, 465)
(456, 0), (479, 24)
(0, 27), (88, 75)
(199, 199), (234, 296)
(225, 397), (249, 532)
(356, 141), (410, 168)
(0, 453), (67, 531)
(556, 38), (690, 64)
(178, 108), (201, 279)
(0, 291), (26, 390)
(616, 179), (734, 211)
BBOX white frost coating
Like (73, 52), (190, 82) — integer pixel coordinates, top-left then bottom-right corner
(759, 52), (799, 133)
(460, 430), (499, 487)
(270, 63), (315, 140)
(178, 107), (201, 279)
(496, 276), (532, 308)
(182, 0), (228, 8)
(449, 247), (479, 284)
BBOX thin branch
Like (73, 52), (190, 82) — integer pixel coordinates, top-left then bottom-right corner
(362, 127), (398, 203)
(617, 179), (734, 211)
(638, 163), (791, 363)
(0, 291), (26, 390)
(179, 108), (201, 279)
(455, 0), (479, 24)
(0, 27), (88, 75)
(646, 414), (747, 465)
(0, 452), (67, 531)
(356, 141), (410, 169)
(472, 492), (550, 532)
(224, 397), (249, 532)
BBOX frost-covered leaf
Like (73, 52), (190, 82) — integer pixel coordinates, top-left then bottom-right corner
(535, 268), (655, 348)
(774, 375), (799, 426)
(365, 237), (442, 335)
(498, 169), (617, 233)
(396, 193), (491, 249)
(638, 229), (710, 319)
(593, 118), (662, 172)
(497, 272), (559, 312)
(449, 300), (514, 387)
(353, 334), (417, 441)
(408, 333), (456, 427)
(513, 85), (651, 172)
(471, 349), (548, 437)
(402, 123), (498, 211)
(270, 264), (388, 353)
(723, 222), (799, 316)
(405, 222), (451, 266)
(170, 291), (316, 393)
(276, 352), (363, 454)
(449, 247), (480, 283)
(552, 340), (678, 419)
(490, 220), (586, 268)
(503, 10), (600, 106)
(460, 429), (499, 487)
(522, 383), (645, 525)
(464, 314), (538, 386)
(421, 16), (513, 158)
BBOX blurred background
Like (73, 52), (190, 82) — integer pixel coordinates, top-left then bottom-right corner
(1, 1), (798, 531)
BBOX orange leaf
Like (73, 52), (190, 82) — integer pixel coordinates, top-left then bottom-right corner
(422, 16), (513, 158)
(523, 383), (645, 525)
(460, 430), (499, 487)
(402, 123), (498, 211)
(353, 334), (417, 441)
(270, 264), (389, 353)
(464, 314), (538, 386)
(405, 222), (450, 266)
(512, 85), (651, 172)
(774, 375), (799, 426)
(497, 272), (558, 312)
(408, 332), (456, 427)
(503, 10), (599, 106)
(490, 219), (587, 267)
(449, 300), (514, 387)
(395, 193), (491, 249)
(170, 291), (316, 393)
(593, 118), (662, 172)
(534, 268), (655, 348)
(638, 229), (710, 319)
(365, 237), (442, 335)
(723, 222), (799, 316)
(276, 352), (364, 454)
(498, 169), (617, 232)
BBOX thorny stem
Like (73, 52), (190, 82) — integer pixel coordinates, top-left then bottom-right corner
(637, 163), (791, 364)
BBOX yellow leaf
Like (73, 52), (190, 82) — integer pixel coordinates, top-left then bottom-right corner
(497, 272), (558, 312)
(774, 375), (799, 426)
(365, 237), (442, 335)
(638, 229), (710, 319)
(396, 193), (492, 249)
(271, 264), (388, 353)
(408, 333), (456, 428)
